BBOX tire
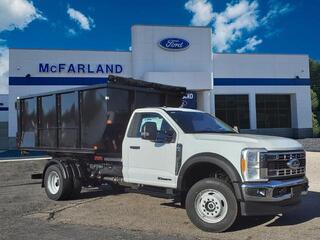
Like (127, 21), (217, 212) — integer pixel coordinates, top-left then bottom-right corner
(180, 191), (187, 208)
(185, 178), (238, 232)
(44, 164), (72, 201)
(69, 163), (82, 199)
(70, 174), (82, 198)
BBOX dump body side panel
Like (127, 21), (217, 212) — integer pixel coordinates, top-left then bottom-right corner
(16, 76), (186, 157)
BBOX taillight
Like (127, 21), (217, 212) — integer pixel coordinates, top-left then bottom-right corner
(94, 155), (103, 161)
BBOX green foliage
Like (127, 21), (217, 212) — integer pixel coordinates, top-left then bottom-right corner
(312, 113), (320, 136)
(310, 59), (320, 95)
(311, 89), (319, 111)
(310, 59), (320, 137)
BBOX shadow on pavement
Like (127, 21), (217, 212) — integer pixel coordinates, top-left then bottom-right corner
(267, 191), (320, 227)
(0, 181), (42, 188)
(160, 201), (184, 209)
(161, 190), (320, 232)
(76, 185), (127, 200)
(229, 215), (276, 232)
(229, 191), (320, 231)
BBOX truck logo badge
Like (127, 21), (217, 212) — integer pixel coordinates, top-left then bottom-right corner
(287, 159), (300, 170)
(159, 38), (190, 51)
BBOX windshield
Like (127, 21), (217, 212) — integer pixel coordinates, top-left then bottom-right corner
(166, 110), (236, 134)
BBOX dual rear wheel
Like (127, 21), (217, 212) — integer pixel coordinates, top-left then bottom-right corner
(44, 164), (81, 200)
(44, 164), (123, 200)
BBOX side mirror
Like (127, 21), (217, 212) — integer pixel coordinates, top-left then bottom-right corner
(157, 129), (175, 143)
(165, 130), (175, 142)
(233, 126), (239, 133)
(141, 122), (157, 141)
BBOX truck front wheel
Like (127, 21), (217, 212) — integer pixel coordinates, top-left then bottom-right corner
(44, 165), (72, 200)
(185, 178), (238, 232)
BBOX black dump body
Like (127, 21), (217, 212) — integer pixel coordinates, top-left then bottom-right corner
(16, 75), (186, 157)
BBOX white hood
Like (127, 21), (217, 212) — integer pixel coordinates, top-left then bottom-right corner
(192, 133), (303, 151)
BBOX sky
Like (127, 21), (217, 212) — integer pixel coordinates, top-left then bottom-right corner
(0, 0), (319, 93)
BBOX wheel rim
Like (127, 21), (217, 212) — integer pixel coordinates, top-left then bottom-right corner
(194, 189), (228, 223)
(47, 171), (60, 195)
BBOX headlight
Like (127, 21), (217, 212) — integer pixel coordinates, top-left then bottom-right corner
(241, 148), (267, 181)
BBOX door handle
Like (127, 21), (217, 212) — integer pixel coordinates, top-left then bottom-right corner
(130, 146), (140, 150)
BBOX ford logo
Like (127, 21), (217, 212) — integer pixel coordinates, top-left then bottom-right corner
(159, 38), (190, 51)
(287, 158), (300, 170)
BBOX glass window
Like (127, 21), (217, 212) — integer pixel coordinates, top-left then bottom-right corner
(128, 112), (175, 140)
(39, 95), (57, 148)
(20, 98), (37, 148)
(166, 111), (235, 134)
(256, 95), (291, 128)
(59, 92), (78, 148)
(215, 95), (250, 129)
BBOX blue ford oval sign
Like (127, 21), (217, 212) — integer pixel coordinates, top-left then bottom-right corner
(159, 38), (190, 51)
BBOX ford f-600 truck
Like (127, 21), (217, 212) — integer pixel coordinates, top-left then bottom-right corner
(16, 76), (308, 232)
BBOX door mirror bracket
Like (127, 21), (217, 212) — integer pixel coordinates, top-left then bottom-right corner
(233, 126), (239, 133)
(156, 130), (175, 143)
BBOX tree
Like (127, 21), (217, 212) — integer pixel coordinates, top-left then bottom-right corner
(311, 88), (319, 111)
(312, 113), (320, 136)
(310, 59), (320, 95)
(310, 59), (320, 136)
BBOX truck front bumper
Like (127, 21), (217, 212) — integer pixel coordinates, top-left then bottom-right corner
(240, 177), (308, 216)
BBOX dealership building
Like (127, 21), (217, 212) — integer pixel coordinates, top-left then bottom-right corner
(4, 25), (312, 148)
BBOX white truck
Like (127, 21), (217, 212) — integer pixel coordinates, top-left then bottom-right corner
(17, 76), (308, 232)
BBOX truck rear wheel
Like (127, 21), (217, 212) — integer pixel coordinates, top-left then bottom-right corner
(69, 163), (82, 198)
(70, 174), (82, 198)
(185, 178), (238, 232)
(44, 165), (72, 200)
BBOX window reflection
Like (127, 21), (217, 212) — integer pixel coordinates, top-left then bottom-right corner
(215, 95), (250, 129)
(81, 87), (107, 149)
(59, 92), (78, 148)
(256, 94), (291, 128)
(39, 95), (56, 148)
(20, 98), (37, 147)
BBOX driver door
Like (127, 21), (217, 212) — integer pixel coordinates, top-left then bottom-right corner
(126, 112), (178, 188)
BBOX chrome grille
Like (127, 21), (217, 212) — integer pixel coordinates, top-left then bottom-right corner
(262, 151), (306, 178)
(268, 167), (305, 177)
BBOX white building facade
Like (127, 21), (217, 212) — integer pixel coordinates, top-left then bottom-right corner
(7, 25), (312, 147)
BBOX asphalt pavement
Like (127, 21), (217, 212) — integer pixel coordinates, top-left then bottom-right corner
(0, 152), (319, 240)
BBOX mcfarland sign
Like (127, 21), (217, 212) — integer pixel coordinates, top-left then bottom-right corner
(39, 63), (123, 74)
